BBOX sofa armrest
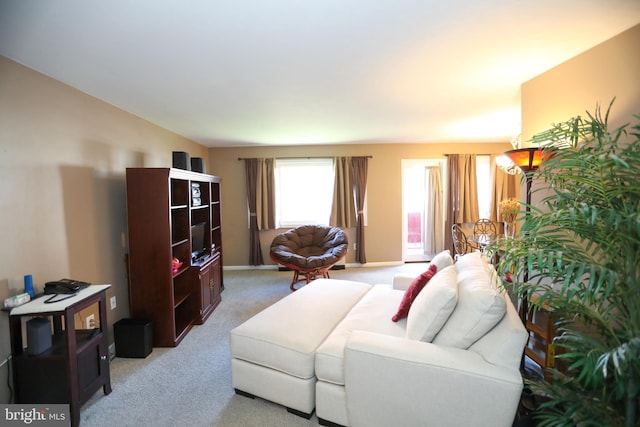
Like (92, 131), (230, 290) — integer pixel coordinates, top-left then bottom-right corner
(344, 331), (522, 427)
(392, 273), (415, 291)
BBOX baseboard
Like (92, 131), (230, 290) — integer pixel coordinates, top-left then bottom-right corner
(223, 261), (405, 271)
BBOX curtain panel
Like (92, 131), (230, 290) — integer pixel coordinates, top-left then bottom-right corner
(458, 154), (479, 223)
(330, 156), (356, 228)
(444, 154), (479, 254)
(424, 165), (444, 255)
(244, 158), (275, 266)
(351, 157), (368, 263)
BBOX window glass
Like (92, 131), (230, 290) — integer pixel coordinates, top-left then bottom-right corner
(275, 158), (335, 227)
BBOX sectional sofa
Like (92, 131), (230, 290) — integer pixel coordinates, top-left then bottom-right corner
(230, 251), (528, 426)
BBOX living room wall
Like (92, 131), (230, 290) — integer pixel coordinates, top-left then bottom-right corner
(520, 24), (640, 209)
(522, 24), (640, 143)
(208, 142), (512, 267)
(0, 56), (207, 404)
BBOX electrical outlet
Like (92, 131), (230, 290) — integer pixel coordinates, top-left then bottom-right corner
(353, 243), (357, 250)
(86, 314), (95, 329)
(110, 296), (117, 310)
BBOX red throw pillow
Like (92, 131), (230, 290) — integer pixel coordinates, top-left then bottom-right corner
(392, 263), (438, 322)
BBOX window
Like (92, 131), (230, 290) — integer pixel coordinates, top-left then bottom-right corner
(274, 158), (335, 227)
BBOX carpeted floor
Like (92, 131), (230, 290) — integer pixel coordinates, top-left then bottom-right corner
(80, 263), (428, 427)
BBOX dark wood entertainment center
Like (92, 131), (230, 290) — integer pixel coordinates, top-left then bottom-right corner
(125, 168), (223, 347)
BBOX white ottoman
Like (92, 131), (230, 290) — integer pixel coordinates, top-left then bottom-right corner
(230, 279), (371, 417)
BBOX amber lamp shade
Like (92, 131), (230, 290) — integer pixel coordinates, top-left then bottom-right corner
(504, 147), (545, 172)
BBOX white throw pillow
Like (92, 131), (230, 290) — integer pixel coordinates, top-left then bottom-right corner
(406, 265), (458, 342)
(432, 256), (506, 349)
(429, 249), (454, 272)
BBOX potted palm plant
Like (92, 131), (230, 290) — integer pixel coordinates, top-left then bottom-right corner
(494, 99), (640, 427)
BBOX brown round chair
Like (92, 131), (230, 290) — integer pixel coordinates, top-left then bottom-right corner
(270, 225), (349, 291)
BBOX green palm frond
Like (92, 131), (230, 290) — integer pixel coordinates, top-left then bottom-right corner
(493, 100), (640, 427)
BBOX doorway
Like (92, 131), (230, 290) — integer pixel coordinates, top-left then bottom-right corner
(401, 159), (445, 262)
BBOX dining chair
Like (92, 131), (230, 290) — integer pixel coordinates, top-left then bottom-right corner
(473, 218), (498, 236)
(451, 223), (479, 258)
(471, 219), (498, 253)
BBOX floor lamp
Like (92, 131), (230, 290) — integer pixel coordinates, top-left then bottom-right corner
(503, 147), (545, 326)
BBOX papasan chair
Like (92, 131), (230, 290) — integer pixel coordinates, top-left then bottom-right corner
(270, 225), (349, 291)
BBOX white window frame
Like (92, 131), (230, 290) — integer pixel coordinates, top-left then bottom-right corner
(274, 158), (335, 228)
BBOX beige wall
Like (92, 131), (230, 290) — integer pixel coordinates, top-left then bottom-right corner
(0, 56), (207, 403)
(520, 24), (640, 209)
(209, 141), (512, 267)
(522, 24), (640, 143)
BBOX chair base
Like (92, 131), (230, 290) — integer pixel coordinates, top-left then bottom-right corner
(291, 267), (332, 291)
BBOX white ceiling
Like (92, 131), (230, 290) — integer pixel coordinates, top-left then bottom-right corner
(1, 1), (638, 147)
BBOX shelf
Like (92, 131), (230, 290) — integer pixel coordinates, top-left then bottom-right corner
(526, 321), (549, 339)
(174, 289), (191, 309)
(172, 238), (189, 248)
(18, 329), (102, 360)
(172, 266), (189, 278)
(525, 333), (554, 368)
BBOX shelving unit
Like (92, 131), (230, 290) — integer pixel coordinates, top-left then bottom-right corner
(522, 294), (557, 380)
(9, 285), (112, 427)
(126, 168), (223, 347)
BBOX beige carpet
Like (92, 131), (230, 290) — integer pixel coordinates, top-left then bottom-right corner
(80, 263), (429, 427)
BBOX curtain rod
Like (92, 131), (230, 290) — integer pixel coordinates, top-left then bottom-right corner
(238, 155), (373, 160)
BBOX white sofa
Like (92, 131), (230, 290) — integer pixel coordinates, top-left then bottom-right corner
(230, 251), (527, 427)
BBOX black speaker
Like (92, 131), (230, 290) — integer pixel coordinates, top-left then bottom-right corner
(191, 157), (205, 173)
(27, 317), (52, 355)
(172, 151), (190, 170)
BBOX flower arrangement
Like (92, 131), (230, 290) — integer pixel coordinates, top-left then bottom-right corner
(499, 198), (520, 223)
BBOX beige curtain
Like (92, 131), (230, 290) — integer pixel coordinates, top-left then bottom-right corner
(424, 165), (444, 255)
(489, 155), (519, 223)
(330, 157), (356, 227)
(458, 154), (479, 223)
(257, 158), (276, 230)
(444, 154), (479, 254)
(244, 158), (275, 266)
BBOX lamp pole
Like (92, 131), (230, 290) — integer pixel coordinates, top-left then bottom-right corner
(520, 171), (533, 325)
(503, 147), (543, 326)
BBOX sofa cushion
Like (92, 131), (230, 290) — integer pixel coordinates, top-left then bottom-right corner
(230, 279), (371, 380)
(429, 249), (455, 271)
(469, 292), (528, 370)
(391, 250), (455, 321)
(432, 252), (506, 349)
(315, 285), (406, 385)
(391, 263), (437, 322)
(405, 265), (458, 342)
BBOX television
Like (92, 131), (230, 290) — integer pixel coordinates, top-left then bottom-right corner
(191, 222), (207, 260)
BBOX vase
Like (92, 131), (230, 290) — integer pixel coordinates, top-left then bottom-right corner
(504, 222), (516, 239)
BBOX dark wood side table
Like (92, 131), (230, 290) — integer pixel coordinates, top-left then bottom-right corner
(9, 285), (112, 427)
